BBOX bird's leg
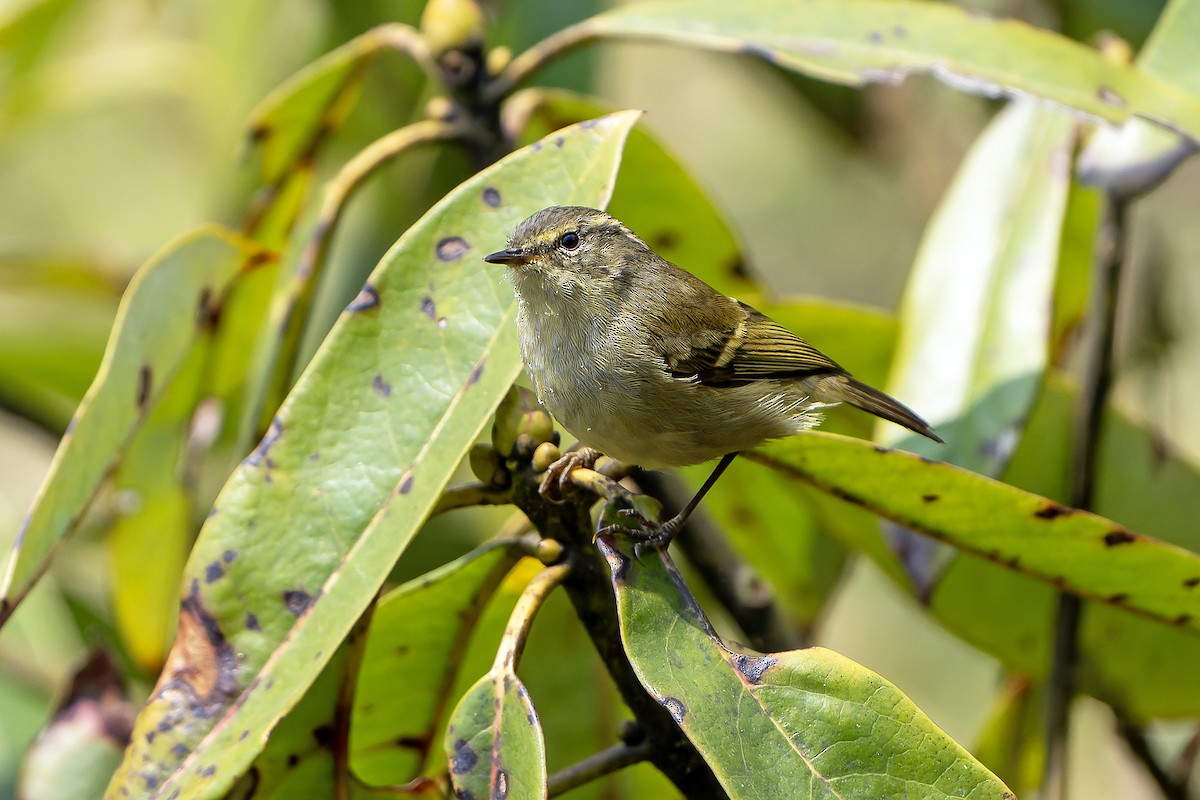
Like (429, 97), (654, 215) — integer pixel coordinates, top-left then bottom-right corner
(539, 445), (605, 502)
(622, 452), (740, 551)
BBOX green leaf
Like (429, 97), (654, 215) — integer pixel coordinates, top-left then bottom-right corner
(599, 536), (1013, 799)
(886, 99), (1075, 470)
(444, 674), (545, 800)
(928, 380), (1200, 718)
(444, 563), (567, 800)
(245, 24), (432, 185)
(351, 541), (524, 785)
(748, 431), (1200, 635)
(584, 0), (1200, 140)
(0, 228), (272, 627)
(104, 111), (641, 800)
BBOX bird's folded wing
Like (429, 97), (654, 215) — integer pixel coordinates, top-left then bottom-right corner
(663, 302), (844, 387)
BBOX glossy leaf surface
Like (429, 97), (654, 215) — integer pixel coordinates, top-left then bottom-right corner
(600, 535), (1013, 799)
(352, 541), (524, 784)
(105, 111), (640, 800)
(749, 432), (1200, 635)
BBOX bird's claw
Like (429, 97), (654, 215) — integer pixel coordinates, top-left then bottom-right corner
(595, 506), (677, 559)
(538, 446), (603, 503)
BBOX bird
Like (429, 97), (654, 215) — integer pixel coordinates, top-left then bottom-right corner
(484, 206), (941, 545)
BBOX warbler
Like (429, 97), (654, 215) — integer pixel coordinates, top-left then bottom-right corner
(484, 206), (941, 542)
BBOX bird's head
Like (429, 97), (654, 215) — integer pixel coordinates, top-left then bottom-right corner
(483, 206), (652, 289)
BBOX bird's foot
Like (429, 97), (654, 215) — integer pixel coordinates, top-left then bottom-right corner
(596, 502), (678, 559)
(538, 446), (604, 503)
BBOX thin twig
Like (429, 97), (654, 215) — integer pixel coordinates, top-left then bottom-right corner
(1044, 194), (1129, 799)
(547, 741), (654, 797)
(432, 482), (512, 515)
(483, 20), (602, 104)
(495, 561), (571, 673)
(1114, 716), (1191, 800)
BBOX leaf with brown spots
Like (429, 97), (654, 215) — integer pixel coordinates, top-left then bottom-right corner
(1, 228), (274, 634)
(352, 541), (524, 785)
(105, 112), (639, 800)
(443, 564), (566, 800)
(600, 534), (1013, 798)
(748, 431), (1200, 636)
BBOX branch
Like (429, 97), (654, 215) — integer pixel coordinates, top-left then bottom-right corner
(1044, 194), (1129, 799)
(432, 482), (512, 515)
(482, 20), (602, 104)
(508, 457), (727, 798)
(547, 741), (654, 797)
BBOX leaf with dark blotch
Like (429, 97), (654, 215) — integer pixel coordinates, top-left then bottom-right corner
(600, 535), (1014, 798)
(444, 673), (545, 800)
(442, 563), (566, 800)
(351, 541), (524, 785)
(104, 111), (640, 800)
(748, 431), (1200, 636)
(0, 229), (273, 629)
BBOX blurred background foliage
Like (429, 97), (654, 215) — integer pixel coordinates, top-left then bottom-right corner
(3, 0), (1200, 798)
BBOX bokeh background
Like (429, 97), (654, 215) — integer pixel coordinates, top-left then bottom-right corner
(2, 0), (1196, 797)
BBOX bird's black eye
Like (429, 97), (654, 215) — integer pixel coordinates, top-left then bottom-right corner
(559, 231), (580, 250)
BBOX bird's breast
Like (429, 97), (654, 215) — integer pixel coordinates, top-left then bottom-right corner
(513, 287), (821, 468)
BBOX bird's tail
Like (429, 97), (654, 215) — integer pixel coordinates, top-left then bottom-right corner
(820, 375), (943, 443)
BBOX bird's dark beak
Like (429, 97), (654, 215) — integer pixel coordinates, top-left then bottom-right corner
(483, 247), (529, 266)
